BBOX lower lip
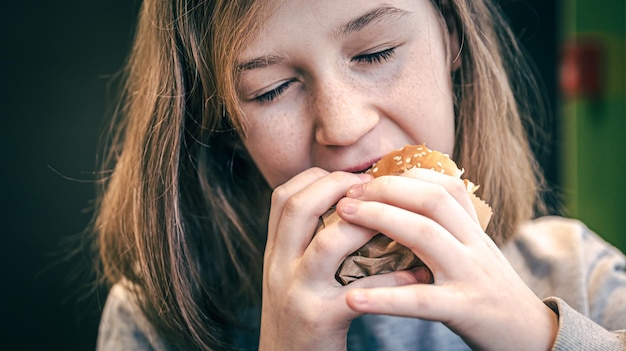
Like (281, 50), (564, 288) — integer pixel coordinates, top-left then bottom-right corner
(345, 160), (380, 173)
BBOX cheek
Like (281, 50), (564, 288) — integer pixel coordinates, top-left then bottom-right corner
(242, 115), (311, 188)
(385, 51), (456, 154)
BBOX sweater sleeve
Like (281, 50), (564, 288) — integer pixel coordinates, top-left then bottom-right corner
(545, 297), (626, 351)
(512, 218), (626, 351)
(540, 218), (626, 350)
(96, 284), (170, 351)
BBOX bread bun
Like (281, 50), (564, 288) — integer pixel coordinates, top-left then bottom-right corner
(318, 144), (492, 285)
(366, 144), (463, 178)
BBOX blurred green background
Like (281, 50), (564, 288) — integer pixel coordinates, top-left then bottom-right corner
(560, 0), (626, 251)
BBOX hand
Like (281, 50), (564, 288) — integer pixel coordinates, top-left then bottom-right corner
(259, 168), (433, 351)
(337, 168), (558, 351)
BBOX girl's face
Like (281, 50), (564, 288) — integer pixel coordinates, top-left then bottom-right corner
(237, 0), (457, 188)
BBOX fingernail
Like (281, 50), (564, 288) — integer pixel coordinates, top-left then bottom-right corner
(412, 266), (434, 284)
(347, 183), (364, 198)
(339, 198), (358, 215)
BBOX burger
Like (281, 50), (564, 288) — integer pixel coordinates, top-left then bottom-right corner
(317, 144), (492, 285)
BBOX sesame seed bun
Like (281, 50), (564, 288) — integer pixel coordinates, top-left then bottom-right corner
(366, 144), (463, 178)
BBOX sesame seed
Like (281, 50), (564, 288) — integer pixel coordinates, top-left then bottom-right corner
(405, 157), (411, 163)
(393, 156), (402, 161)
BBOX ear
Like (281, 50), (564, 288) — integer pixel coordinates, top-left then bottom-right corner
(441, 2), (462, 72)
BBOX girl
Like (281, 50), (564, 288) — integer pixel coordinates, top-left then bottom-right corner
(95, 0), (626, 350)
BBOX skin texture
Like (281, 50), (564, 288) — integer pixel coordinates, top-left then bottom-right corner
(236, 0), (558, 350)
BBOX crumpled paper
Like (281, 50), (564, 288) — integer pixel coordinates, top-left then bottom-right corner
(317, 210), (425, 285)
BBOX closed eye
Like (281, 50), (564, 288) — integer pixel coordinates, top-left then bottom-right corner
(352, 47), (396, 64)
(254, 79), (297, 103)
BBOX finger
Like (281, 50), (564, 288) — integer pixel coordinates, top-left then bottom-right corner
(337, 267), (434, 321)
(402, 168), (479, 225)
(336, 197), (465, 271)
(345, 172), (482, 245)
(271, 171), (373, 260)
(267, 167), (329, 252)
(301, 218), (379, 281)
(346, 284), (458, 322)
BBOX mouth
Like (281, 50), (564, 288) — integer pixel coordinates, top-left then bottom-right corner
(343, 158), (380, 174)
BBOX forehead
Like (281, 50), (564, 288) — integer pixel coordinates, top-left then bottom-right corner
(237, 0), (429, 61)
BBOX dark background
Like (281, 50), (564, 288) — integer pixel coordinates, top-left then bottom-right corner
(0, 1), (558, 350)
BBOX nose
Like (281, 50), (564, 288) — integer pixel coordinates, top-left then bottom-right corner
(311, 79), (378, 146)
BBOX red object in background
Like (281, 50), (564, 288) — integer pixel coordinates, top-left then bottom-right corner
(560, 39), (604, 99)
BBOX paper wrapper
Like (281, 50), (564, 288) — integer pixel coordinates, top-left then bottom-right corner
(319, 185), (493, 286)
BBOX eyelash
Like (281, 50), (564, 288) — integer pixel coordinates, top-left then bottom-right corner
(253, 48), (396, 103)
(255, 79), (295, 103)
(352, 47), (396, 64)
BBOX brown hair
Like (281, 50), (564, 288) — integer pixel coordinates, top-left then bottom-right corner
(95, 0), (546, 349)
(96, 0), (274, 349)
(437, 0), (547, 245)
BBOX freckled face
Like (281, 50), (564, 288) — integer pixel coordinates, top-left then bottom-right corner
(236, 0), (457, 188)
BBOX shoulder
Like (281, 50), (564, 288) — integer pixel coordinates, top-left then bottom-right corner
(503, 216), (626, 306)
(509, 216), (624, 263)
(97, 283), (170, 351)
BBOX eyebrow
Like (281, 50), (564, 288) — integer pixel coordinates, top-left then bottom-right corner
(237, 53), (288, 72)
(335, 6), (412, 39)
(236, 6), (411, 72)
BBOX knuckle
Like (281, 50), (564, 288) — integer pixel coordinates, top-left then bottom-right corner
(421, 184), (449, 212)
(449, 178), (469, 197)
(308, 166), (329, 179)
(271, 184), (290, 205)
(411, 290), (432, 312)
(311, 232), (335, 256)
(282, 193), (307, 217)
(414, 219), (437, 242)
